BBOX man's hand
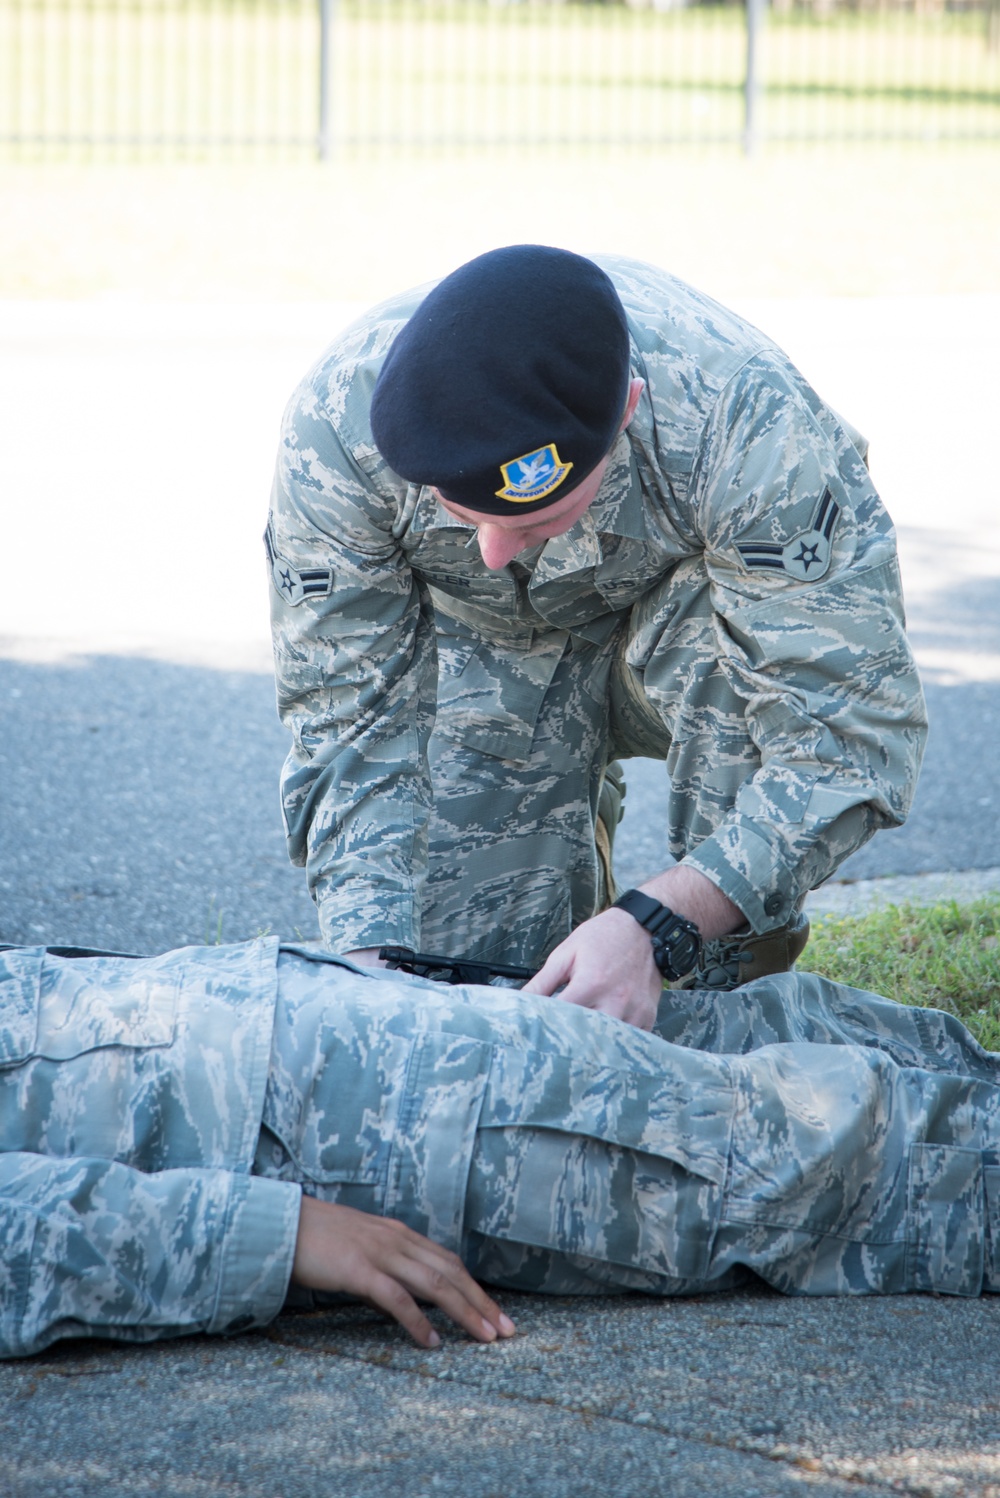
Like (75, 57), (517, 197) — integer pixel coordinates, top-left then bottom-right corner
(291, 1195), (516, 1349)
(526, 865), (744, 1030)
(525, 906), (663, 1028)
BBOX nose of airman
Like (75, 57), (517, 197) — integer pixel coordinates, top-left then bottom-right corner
(475, 524), (534, 571)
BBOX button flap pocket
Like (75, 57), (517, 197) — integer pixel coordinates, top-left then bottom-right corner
(471, 1045), (731, 1283)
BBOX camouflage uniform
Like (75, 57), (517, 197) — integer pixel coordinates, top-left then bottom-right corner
(268, 256), (926, 968)
(2, 938), (998, 1358)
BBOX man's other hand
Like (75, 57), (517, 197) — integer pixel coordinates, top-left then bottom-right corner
(291, 1196), (516, 1349)
(525, 864), (744, 1030)
(525, 906), (663, 1029)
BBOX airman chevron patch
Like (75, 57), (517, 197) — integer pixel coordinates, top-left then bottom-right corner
(736, 488), (840, 582)
(264, 521), (333, 607)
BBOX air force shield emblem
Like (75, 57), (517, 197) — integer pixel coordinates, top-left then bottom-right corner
(736, 489), (840, 582)
(496, 443), (573, 504)
(264, 521), (333, 607)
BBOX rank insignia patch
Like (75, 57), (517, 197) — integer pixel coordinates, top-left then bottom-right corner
(496, 443), (574, 504)
(736, 488), (840, 582)
(264, 522), (333, 607)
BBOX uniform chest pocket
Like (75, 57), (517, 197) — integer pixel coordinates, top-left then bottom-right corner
(0, 948), (179, 1064)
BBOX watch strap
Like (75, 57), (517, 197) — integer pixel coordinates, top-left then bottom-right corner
(612, 888), (702, 981)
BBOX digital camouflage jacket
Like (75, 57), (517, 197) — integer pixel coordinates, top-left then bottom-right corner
(267, 255), (927, 953)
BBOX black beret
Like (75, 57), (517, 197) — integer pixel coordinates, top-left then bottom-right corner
(369, 245), (631, 516)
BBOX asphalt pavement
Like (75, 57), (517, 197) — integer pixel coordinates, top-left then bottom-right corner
(3, 1292), (1000, 1498)
(2, 647), (998, 954)
(2, 297), (1000, 1497)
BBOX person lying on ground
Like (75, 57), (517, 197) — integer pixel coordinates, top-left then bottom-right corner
(1, 934), (994, 1360)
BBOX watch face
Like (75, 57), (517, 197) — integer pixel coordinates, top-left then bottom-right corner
(655, 925), (700, 978)
(672, 931), (700, 973)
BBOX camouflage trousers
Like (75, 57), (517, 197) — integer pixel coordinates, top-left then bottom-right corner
(254, 951), (1000, 1299)
(423, 569), (803, 971)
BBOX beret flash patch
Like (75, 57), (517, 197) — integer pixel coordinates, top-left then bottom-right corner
(496, 443), (574, 504)
(264, 521), (333, 607)
(736, 488), (840, 582)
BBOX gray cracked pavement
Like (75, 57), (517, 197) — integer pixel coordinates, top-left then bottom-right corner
(2, 297), (1000, 1497)
(3, 1292), (1000, 1497)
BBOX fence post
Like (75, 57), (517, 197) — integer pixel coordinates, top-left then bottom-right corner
(744, 0), (765, 156)
(318, 0), (335, 161)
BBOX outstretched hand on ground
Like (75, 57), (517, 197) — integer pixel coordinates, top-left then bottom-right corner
(291, 1195), (516, 1348)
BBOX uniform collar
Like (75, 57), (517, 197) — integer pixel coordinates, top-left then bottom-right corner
(584, 430), (647, 542)
(531, 432), (646, 579)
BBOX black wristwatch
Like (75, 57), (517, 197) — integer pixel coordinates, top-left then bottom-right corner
(613, 888), (703, 981)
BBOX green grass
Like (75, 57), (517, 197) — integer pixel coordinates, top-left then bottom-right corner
(805, 895), (1000, 1050)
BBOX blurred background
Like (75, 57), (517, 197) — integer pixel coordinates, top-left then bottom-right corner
(5, 0), (999, 157)
(1, 0), (999, 952)
(2, 0), (1000, 300)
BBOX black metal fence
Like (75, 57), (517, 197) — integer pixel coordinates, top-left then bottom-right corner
(3, 0), (999, 158)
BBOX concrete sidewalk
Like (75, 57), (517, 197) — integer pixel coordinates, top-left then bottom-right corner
(2, 294), (1000, 659)
(3, 1275), (1000, 1497)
